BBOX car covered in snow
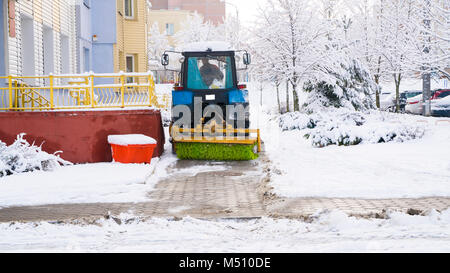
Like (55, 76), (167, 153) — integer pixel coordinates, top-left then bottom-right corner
(431, 91), (450, 117)
(400, 90), (422, 112)
(405, 93), (425, 115)
(431, 89), (450, 100)
(405, 89), (450, 115)
(380, 90), (422, 112)
(379, 92), (396, 111)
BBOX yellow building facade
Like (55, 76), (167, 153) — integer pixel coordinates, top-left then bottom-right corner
(114, 0), (149, 74)
(147, 9), (192, 48)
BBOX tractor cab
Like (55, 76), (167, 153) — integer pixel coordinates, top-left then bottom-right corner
(162, 42), (260, 161)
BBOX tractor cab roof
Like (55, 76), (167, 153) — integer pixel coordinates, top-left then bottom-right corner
(182, 41), (233, 53)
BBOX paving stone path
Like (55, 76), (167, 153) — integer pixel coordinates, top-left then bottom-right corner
(0, 153), (449, 223)
(0, 159), (265, 223)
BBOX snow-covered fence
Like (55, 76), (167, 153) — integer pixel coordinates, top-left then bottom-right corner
(0, 72), (169, 111)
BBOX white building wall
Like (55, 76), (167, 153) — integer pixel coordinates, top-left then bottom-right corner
(8, 3), (23, 77)
(34, 21), (44, 86)
(69, 4), (78, 74)
(6, 0), (77, 85)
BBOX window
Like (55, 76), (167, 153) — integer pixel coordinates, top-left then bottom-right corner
(186, 56), (234, 90)
(165, 23), (174, 36)
(126, 55), (135, 83)
(124, 0), (134, 19)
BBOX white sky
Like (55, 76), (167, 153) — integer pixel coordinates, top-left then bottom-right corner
(224, 0), (376, 24)
(224, 0), (262, 24)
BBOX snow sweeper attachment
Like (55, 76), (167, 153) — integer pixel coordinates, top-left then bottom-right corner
(162, 42), (261, 161)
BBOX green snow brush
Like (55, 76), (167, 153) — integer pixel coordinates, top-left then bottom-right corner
(175, 142), (259, 161)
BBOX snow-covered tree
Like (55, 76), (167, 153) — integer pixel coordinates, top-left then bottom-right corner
(406, 0), (450, 79)
(147, 22), (170, 69)
(375, 0), (418, 112)
(300, 0), (377, 113)
(348, 0), (390, 108)
(253, 0), (329, 112)
(174, 12), (221, 47)
(303, 56), (377, 113)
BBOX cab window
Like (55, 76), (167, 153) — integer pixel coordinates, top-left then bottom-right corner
(186, 56), (234, 90)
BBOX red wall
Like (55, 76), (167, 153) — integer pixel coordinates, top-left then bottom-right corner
(0, 110), (165, 163)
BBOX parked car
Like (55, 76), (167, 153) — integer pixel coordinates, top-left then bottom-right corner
(431, 90), (450, 117)
(431, 89), (450, 100)
(405, 93), (424, 114)
(405, 89), (450, 115)
(400, 90), (422, 112)
(380, 90), (422, 112)
(379, 92), (396, 111)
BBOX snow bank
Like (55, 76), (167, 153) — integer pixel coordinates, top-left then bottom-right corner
(0, 161), (158, 207)
(0, 134), (71, 177)
(155, 84), (173, 127)
(0, 134), (181, 207)
(280, 109), (425, 147)
(1, 210), (449, 252)
(250, 81), (450, 198)
(265, 111), (450, 198)
(108, 134), (156, 146)
(182, 41), (232, 52)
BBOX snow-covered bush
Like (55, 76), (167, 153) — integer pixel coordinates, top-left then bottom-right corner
(279, 109), (426, 147)
(279, 112), (316, 131)
(303, 58), (377, 113)
(0, 134), (72, 177)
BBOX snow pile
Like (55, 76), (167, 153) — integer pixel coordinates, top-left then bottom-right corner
(0, 161), (158, 207)
(1, 210), (450, 252)
(0, 134), (71, 178)
(108, 134), (156, 146)
(279, 109), (426, 147)
(160, 109), (172, 127)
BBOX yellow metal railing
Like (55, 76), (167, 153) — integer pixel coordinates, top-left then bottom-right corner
(0, 72), (169, 111)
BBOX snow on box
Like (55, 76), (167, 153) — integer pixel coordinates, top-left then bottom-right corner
(107, 134), (157, 146)
(182, 41), (232, 52)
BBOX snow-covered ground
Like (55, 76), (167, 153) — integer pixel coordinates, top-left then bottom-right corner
(0, 129), (181, 208)
(0, 162), (158, 208)
(249, 82), (450, 199)
(0, 209), (449, 252)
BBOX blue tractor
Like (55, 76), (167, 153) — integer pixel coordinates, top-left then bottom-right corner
(161, 43), (261, 161)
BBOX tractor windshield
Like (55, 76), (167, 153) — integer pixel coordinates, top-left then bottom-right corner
(186, 56), (234, 90)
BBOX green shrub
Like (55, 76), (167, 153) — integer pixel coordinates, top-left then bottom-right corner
(175, 142), (258, 161)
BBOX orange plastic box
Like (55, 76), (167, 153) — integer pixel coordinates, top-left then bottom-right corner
(108, 134), (157, 164)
